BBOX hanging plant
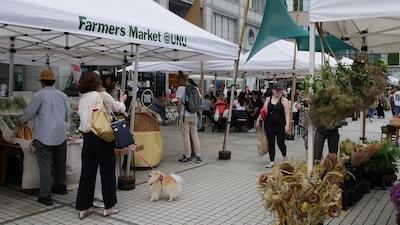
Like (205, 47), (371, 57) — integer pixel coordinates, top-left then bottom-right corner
(301, 61), (386, 129)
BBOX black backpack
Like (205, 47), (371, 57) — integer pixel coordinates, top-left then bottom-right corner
(184, 84), (202, 113)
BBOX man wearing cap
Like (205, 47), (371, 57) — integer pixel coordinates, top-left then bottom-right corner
(21, 69), (71, 206)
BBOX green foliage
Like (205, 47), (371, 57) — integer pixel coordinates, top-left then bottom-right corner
(364, 141), (400, 174)
(302, 62), (386, 129)
(373, 58), (389, 73)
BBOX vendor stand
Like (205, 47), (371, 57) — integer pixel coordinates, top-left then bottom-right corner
(130, 108), (163, 167)
(0, 96), (145, 191)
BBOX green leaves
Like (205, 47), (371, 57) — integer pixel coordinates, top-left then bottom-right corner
(303, 62), (386, 128)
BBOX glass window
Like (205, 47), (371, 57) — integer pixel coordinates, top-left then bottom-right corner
(214, 13), (236, 43)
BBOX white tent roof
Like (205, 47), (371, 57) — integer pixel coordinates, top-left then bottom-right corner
(188, 74), (243, 81)
(0, 0), (238, 65)
(309, 0), (400, 53)
(125, 40), (337, 76)
(309, 0), (400, 22)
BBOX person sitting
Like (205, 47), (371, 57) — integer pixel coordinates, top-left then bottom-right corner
(202, 94), (213, 122)
(213, 95), (227, 132)
(233, 92), (249, 131)
(150, 90), (169, 122)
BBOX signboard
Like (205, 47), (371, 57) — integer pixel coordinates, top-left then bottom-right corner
(140, 89), (154, 107)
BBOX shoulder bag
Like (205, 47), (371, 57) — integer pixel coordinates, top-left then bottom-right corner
(112, 118), (135, 149)
(91, 93), (116, 142)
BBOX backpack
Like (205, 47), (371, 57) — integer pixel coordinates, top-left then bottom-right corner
(184, 84), (202, 113)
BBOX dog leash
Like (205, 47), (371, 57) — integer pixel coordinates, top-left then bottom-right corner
(129, 145), (164, 182)
(129, 145), (155, 170)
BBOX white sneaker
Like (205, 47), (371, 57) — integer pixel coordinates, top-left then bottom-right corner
(247, 128), (256, 133)
(93, 199), (105, 208)
(369, 118), (373, 122)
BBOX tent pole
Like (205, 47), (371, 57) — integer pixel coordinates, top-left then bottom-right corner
(221, 0), (250, 154)
(287, 0), (301, 140)
(288, 40), (298, 140)
(199, 61), (205, 129)
(307, 23), (316, 173)
(8, 37), (15, 97)
(121, 66), (126, 95)
(126, 44), (140, 177)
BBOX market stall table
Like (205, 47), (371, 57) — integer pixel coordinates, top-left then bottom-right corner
(389, 118), (400, 147)
(0, 132), (143, 190)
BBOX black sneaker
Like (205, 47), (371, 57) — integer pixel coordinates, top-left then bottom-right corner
(178, 155), (192, 162)
(52, 185), (68, 195)
(195, 156), (202, 163)
(38, 196), (53, 206)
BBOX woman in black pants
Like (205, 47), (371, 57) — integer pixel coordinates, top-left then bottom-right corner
(256, 82), (290, 168)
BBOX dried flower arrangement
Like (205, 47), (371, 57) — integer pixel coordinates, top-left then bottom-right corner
(301, 61), (386, 129)
(258, 154), (346, 225)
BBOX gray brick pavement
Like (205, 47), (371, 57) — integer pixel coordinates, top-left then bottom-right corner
(0, 110), (398, 224)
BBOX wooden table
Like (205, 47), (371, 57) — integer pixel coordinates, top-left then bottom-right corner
(114, 144), (144, 156)
(389, 119), (400, 147)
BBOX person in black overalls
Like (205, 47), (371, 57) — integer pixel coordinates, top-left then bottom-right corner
(257, 82), (290, 168)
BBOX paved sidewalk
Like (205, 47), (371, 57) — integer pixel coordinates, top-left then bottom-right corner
(0, 111), (398, 224)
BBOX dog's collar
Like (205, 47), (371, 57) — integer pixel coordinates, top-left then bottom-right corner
(149, 174), (164, 186)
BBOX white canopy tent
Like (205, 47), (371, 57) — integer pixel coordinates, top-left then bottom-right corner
(309, 0), (400, 53)
(307, 0), (400, 171)
(123, 40), (337, 77)
(0, 0), (238, 177)
(0, 0), (238, 93)
(188, 74), (243, 81)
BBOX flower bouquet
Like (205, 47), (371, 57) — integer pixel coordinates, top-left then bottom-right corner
(258, 154), (346, 225)
(390, 182), (400, 224)
(339, 139), (383, 166)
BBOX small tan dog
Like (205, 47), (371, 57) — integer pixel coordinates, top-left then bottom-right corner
(147, 170), (183, 202)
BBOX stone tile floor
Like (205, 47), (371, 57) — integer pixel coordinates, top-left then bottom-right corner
(0, 110), (398, 224)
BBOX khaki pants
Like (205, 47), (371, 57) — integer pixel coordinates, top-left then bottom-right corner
(179, 115), (201, 158)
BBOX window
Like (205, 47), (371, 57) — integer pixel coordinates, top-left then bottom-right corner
(248, 29), (255, 46)
(214, 13), (236, 43)
(388, 53), (400, 66)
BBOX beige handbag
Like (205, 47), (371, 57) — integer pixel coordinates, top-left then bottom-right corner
(91, 93), (115, 142)
(257, 123), (268, 157)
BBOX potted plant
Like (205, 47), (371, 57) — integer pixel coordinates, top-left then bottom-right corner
(364, 141), (400, 186)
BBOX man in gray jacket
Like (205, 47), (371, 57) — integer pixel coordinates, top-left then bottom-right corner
(22, 69), (71, 206)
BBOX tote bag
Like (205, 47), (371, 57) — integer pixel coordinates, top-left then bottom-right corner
(257, 124), (268, 157)
(91, 93), (116, 142)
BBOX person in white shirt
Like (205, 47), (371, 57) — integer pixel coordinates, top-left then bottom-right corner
(0, 77), (7, 97)
(75, 71), (127, 219)
(176, 71), (202, 163)
(394, 87), (400, 116)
